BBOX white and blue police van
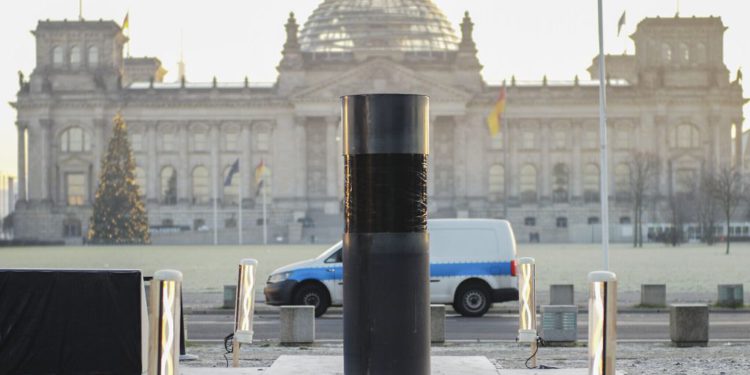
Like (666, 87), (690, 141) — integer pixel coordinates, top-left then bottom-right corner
(264, 219), (518, 317)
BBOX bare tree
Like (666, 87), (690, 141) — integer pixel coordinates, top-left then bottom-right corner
(706, 166), (744, 255)
(628, 151), (658, 247)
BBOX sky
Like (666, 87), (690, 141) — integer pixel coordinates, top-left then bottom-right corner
(0, 0), (747, 175)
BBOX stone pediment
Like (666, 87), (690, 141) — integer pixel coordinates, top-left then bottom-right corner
(291, 58), (472, 103)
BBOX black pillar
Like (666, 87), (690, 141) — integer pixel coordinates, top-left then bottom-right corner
(342, 94), (430, 375)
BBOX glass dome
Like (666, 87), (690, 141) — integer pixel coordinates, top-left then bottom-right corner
(299, 0), (460, 53)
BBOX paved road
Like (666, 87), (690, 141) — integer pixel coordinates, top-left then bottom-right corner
(185, 311), (750, 343)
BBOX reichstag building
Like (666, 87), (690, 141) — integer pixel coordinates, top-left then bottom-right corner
(12, 0), (745, 244)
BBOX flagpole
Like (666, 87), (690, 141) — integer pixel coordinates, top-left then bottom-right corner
(262, 182), (267, 245)
(597, 0), (610, 271)
(238, 165), (243, 245)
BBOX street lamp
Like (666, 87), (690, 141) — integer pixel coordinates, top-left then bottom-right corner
(232, 258), (258, 367)
(588, 271), (617, 375)
(148, 269), (182, 375)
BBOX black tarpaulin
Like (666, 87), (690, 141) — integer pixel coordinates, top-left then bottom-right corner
(0, 269), (143, 374)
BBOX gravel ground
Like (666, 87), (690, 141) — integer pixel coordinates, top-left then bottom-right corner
(182, 341), (750, 374)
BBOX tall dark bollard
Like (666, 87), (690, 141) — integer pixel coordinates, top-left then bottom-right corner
(342, 94), (430, 375)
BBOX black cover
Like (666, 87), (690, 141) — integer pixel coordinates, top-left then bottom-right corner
(0, 269), (142, 374)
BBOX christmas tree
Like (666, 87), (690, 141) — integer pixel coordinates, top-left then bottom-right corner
(88, 113), (150, 244)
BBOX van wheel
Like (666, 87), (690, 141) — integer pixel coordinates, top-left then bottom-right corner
(293, 283), (330, 317)
(454, 282), (491, 317)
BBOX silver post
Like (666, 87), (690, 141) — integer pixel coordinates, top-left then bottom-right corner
(597, 0), (610, 271)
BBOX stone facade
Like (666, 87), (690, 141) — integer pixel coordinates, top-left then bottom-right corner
(11, 3), (745, 244)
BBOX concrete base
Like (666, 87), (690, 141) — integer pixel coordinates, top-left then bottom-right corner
(640, 284), (666, 307)
(670, 303), (709, 346)
(280, 306), (315, 344)
(266, 355), (497, 375)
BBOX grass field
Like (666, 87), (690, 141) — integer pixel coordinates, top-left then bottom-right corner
(1, 242), (748, 296)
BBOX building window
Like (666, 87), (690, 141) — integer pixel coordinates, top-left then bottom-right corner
(66, 173), (86, 206)
(88, 46), (99, 67)
(488, 164), (504, 197)
(615, 163), (631, 199)
(223, 165), (239, 204)
(615, 127), (632, 149)
(131, 133), (143, 152)
(52, 46), (64, 67)
(161, 133), (175, 152)
(675, 168), (697, 193)
(583, 163), (600, 203)
(588, 216), (600, 225)
(620, 216), (631, 224)
(256, 132), (270, 151)
(520, 164), (537, 203)
(521, 132), (536, 149)
(524, 217), (536, 226)
(225, 217), (237, 228)
(192, 166), (210, 204)
(134, 167), (146, 198)
(552, 131), (566, 150)
(161, 218), (174, 226)
(60, 127), (90, 152)
(556, 217), (568, 228)
(695, 43), (707, 64)
(193, 218), (206, 231)
(192, 132), (208, 151)
(584, 131), (598, 149)
(552, 163), (569, 203)
(225, 133), (239, 151)
(63, 217), (82, 238)
(70, 46), (81, 68)
(160, 166), (177, 205)
(674, 124), (700, 148)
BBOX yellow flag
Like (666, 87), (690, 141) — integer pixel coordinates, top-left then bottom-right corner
(255, 159), (269, 187)
(122, 12), (129, 32)
(486, 86), (506, 137)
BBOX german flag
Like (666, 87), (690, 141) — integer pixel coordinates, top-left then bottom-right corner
(486, 86), (506, 137)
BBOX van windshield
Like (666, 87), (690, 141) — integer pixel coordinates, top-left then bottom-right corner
(315, 241), (343, 260)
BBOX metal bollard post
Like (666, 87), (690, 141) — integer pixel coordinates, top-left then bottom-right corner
(342, 94), (430, 375)
(232, 258), (258, 367)
(588, 271), (617, 375)
(517, 257), (537, 367)
(148, 270), (182, 375)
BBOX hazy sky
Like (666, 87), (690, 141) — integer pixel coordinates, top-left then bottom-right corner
(1, 0), (747, 175)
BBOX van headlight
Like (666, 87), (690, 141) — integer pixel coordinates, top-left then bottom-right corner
(268, 272), (291, 283)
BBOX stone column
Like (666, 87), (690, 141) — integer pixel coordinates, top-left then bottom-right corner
(540, 121), (551, 200)
(210, 125), (220, 205)
(240, 123), (252, 204)
(147, 123), (158, 203)
(734, 119), (743, 169)
(16, 122), (26, 202)
(293, 117), (307, 199)
(571, 121), (582, 200)
(178, 124), (190, 203)
(325, 116), (339, 199)
(39, 119), (52, 201)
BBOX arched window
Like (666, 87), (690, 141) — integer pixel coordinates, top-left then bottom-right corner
(675, 124), (700, 148)
(134, 167), (146, 198)
(520, 164), (537, 203)
(88, 46), (99, 67)
(160, 166), (177, 205)
(192, 166), (210, 204)
(583, 163), (600, 203)
(223, 165), (239, 204)
(488, 164), (504, 196)
(552, 163), (569, 203)
(662, 43), (672, 62)
(60, 127), (90, 152)
(65, 173), (86, 206)
(52, 46), (64, 67)
(615, 163), (631, 199)
(70, 46), (81, 68)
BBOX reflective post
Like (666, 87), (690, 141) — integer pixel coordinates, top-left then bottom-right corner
(232, 258), (258, 367)
(342, 94), (430, 375)
(517, 257), (537, 367)
(148, 270), (182, 375)
(588, 271), (617, 375)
